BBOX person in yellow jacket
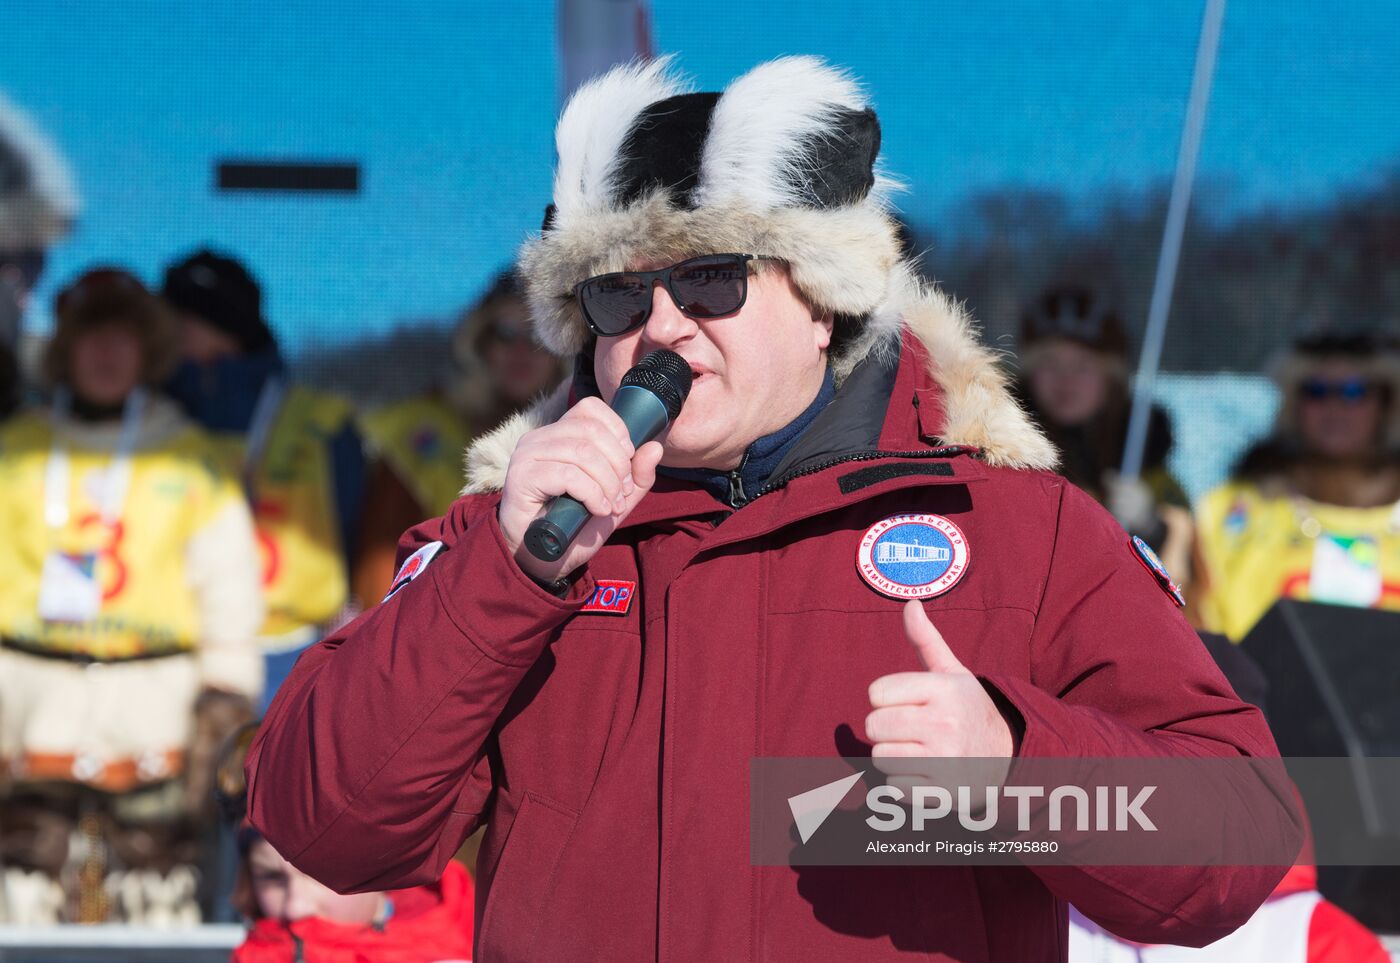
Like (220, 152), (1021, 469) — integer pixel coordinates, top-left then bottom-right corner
(1193, 332), (1400, 640)
(0, 268), (264, 924)
(161, 250), (365, 706)
(354, 270), (563, 602)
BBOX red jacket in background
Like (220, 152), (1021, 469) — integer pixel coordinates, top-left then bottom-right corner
(230, 859), (473, 963)
(248, 291), (1303, 962)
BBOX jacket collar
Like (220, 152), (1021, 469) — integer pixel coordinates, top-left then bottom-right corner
(462, 274), (1058, 497)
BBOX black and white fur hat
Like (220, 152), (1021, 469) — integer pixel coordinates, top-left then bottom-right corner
(518, 56), (905, 380)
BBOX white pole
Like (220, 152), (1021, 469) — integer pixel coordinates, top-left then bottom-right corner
(557, 0), (654, 105)
(1121, 0), (1227, 481)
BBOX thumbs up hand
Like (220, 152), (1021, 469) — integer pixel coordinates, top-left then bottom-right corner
(865, 601), (1016, 764)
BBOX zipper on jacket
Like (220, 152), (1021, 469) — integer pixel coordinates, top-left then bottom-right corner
(750, 446), (976, 504)
(726, 451), (751, 509)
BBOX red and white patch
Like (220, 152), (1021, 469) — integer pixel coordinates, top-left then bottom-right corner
(581, 579), (636, 616)
(383, 540), (444, 601)
(856, 513), (970, 600)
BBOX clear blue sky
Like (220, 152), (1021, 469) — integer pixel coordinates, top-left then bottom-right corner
(4, 1), (1397, 355)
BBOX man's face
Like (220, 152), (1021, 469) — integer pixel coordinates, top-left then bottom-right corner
(70, 321), (143, 407)
(1026, 339), (1112, 428)
(593, 258), (833, 471)
(1297, 360), (1384, 460)
(177, 311), (242, 364)
(482, 295), (560, 406)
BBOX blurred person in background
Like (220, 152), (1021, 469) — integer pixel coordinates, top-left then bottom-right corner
(354, 269), (564, 603)
(1017, 285), (1194, 582)
(1068, 631), (1389, 962)
(161, 250), (366, 709)
(0, 268), (263, 925)
(1193, 331), (1400, 639)
(1, 91), (81, 418)
(0, 273), (23, 420)
(214, 726), (474, 963)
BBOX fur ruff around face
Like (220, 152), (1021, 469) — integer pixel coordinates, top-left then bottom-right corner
(462, 273), (1059, 495)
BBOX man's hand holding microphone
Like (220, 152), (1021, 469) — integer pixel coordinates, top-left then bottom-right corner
(497, 350), (691, 585)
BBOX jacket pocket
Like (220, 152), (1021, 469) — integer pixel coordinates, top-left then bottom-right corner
(476, 792), (580, 962)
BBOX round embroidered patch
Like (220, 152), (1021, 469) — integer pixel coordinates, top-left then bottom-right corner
(857, 513), (970, 600)
(1130, 535), (1186, 607)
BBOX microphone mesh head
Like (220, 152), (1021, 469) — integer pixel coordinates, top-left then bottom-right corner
(620, 349), (692, 421)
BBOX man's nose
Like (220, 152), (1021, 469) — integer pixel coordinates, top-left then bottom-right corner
(641, 280), (698, 347)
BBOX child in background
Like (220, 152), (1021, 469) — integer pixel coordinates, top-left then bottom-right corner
(217, 726), (474, 963)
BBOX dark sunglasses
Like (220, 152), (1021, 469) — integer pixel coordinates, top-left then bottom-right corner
(575, 253), (779, 338)
(1299, 377), (1376, 403)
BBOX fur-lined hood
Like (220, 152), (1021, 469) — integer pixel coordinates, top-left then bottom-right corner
(463, 272), (1057, 494)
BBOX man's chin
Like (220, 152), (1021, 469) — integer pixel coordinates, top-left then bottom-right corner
(657, 434), (745, 472)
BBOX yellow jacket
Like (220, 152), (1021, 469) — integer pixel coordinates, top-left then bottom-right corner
(213, 385), (354, 646)
(0, 397), (263, 789)
(1195, 479), (1400, 640)
(359, 395), (471, 516)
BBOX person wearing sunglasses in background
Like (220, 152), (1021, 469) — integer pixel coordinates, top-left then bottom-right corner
(1192, 331), (1400, 640)
(354, 269), (565, 606)
(247, 58), (1299, 961)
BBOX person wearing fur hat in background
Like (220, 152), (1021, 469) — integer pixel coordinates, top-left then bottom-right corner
(247, 57), (1300, 961)
(1016, 286), (1195, 592)
(355, 268), (565, 606)
(0, 91), (81, 421)
(1192, 331), (1400, 640)
(161, 249), (367, 710)
(0, 268), (264, 925)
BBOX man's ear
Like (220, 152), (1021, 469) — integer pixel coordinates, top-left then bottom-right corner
(814, 309), (835, 352)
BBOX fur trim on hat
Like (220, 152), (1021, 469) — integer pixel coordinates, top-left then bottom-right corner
(0, 93), (79, 251)
(461, 278), (1057, 495)
(520, 56), (902, 369)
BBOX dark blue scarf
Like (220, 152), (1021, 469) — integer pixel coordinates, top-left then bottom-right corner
(164, 348), (284, 432)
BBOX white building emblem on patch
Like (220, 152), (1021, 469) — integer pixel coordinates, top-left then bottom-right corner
(857, 513), (969, 600)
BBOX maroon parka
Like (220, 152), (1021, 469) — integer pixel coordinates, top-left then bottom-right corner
(247, 287), (1302, 961)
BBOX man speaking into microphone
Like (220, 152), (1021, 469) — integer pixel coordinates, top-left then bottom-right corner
(247, 57), (1299, 961)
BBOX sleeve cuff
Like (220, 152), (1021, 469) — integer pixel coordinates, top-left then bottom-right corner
(428, 510), (597, 665)
(978, 673), (1077, 758)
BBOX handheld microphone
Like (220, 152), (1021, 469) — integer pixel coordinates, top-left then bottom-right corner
(523, 349), (693, 562)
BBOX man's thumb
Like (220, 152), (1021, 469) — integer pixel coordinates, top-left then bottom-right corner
(903, 600), (966, 673)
